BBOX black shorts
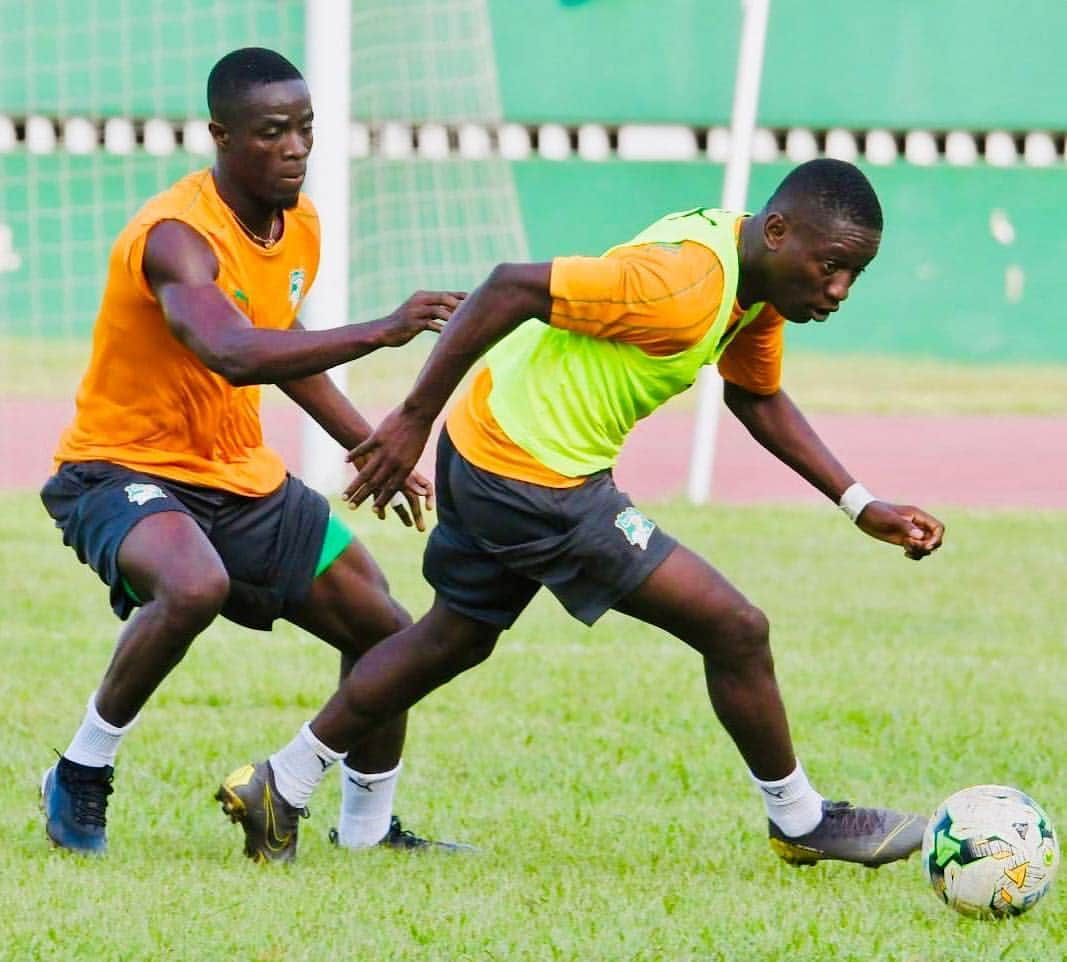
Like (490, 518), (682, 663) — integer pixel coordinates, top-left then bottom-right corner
(423, 429), (677, 629)
(40, 461), (330, 630)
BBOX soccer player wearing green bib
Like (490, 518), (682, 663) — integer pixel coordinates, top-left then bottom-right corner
(219, 159), (945, 866)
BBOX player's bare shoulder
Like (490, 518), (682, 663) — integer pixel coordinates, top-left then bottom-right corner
(143, 219), (219, 290)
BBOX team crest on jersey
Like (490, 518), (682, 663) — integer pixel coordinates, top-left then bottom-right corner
(124, 483), (167, 506)
(288, 268), (306, 308)
(614, 506), (656, 550)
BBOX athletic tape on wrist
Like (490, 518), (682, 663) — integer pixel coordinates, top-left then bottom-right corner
(838, 482), (876, 522)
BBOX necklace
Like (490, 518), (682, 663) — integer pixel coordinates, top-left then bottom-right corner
(231, 208), (281, 248)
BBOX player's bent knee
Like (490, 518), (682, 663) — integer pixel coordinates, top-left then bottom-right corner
(415, 601), (502, 675)
(428, 617), (500, 673)
(156, 567), (230, 625)
(703, 603), (770, 667)
(349, 594), (412, 649)
(729, 603), (771, 655)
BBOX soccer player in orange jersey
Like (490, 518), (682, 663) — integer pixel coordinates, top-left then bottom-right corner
(222, 159), (946, 867)
(40, 48), (465, 859)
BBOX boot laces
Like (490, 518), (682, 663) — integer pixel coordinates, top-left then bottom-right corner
(64, 766), (114, 828)
(386, 816), (427, 848)
(823, 800), (885, 835)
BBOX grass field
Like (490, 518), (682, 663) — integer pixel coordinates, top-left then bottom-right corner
(4, 335), (1067, 416)
(2, 493), (1064, 961)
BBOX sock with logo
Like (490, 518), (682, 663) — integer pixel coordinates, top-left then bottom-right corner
(751, 761), (824, 837)
(64, 691), (138, 768)
(334, 760), (402, 848)
(269, 722), (345, 809)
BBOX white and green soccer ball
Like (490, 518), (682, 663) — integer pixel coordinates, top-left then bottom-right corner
(922, 784), (1059, 919)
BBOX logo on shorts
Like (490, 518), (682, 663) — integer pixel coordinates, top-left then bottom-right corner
(614, 506), (655, 550)
(124, 482), (167, 506)
(288, 268), (306, 309)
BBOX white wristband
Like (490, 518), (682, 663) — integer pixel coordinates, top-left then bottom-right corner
(838, 482), (876, 523)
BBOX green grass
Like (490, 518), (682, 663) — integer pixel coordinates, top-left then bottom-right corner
(4, 335), (1067, 415)
(782, 353), (1067, 415)
(3, 494), (1064, 960)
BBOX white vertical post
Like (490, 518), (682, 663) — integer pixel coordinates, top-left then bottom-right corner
(686, 0), (771, 504)
(300, 0), (352, 493)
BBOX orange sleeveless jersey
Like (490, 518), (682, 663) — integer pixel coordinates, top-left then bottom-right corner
(54, 168), (320, 496)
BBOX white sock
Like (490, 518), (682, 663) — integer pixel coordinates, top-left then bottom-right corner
(751, 761), (824, 837)
(269, 722), (345, 809)
(335, 760), (402, 848)
(64, 692), (137, 768)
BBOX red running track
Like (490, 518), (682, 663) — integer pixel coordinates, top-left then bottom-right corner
(2, 399), (1064, 509)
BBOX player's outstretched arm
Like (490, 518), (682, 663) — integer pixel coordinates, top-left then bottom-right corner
(722, 380), (944, 560)
(143, 219), (462, 385)
(723, 380), (853, 498)
(345, 262), (553, 512)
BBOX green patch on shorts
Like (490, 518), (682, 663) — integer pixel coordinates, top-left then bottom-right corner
(119, 514), (351, 603)
(122, 576), (142, 605)
(315, 513), (354, 577)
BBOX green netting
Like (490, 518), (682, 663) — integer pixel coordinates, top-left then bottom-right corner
(0, 152), (203, 337)
(0, 153), (529, 339)
(352, 0), (505, 122)
(350, 158), (528, 320)
(0, 0), (303, 117)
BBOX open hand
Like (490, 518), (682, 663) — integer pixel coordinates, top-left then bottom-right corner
(856, 501), (945, 560)
(344, 406), (433, 514)
(379, 290), (465, 347)
(370, 470), (434, 531)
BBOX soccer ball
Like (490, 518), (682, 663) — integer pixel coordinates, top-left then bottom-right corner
(922, 784), (1059, 919)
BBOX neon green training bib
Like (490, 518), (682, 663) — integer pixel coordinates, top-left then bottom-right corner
(486, 208), (765, 478)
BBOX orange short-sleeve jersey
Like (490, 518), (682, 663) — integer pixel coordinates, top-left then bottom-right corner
(548, 241), (727, 355)
(716, 304), (785, 395)
(53, 169), (320, 496)
(447, 238), (786, 487)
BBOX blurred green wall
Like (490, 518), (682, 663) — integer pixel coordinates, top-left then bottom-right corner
(1, 1), (1064, 364)
(3, 153), (1062, 363)
(514, 161), (1064, 363)
(490, 0), (1067, 129)
(4, 0), (1065, 128)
